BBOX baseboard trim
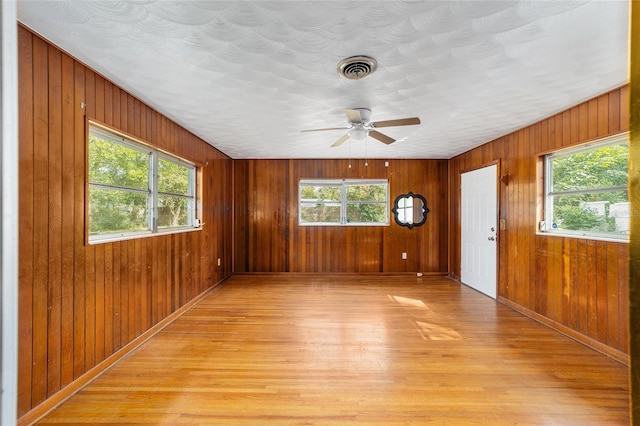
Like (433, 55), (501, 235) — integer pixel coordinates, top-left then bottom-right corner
(498, 296), (629, 366)
(18, 278), (228, 426)
(232, 271), (449, 277)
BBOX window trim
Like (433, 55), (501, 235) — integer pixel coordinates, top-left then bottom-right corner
(298, 178), (389, 226)
(86, 120), (200, 245)
(540, 132), (629, 242)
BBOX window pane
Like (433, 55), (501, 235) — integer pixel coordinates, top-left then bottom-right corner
(551, 143), (628, 192)
(89, 187), (149, 234)
(158, 158), (191, 195)
(346, 184), (387, 202)
(158, 195), (192, 228)
(300, 204), (341, 223)
(300, 185), (341, 202)
(550, 190), (629, 235)
(347, 203), (387, 224)
(300, 184), (342, 223)
(88, 135), (149, 190)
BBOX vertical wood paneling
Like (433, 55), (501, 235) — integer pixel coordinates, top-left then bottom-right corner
(586, 240), (598, 337)
(448, 87), (629, 358)
(46, 45), (62, 398)
(119, 241), (129, 348)
(84, 245), (96, 370)
(127, 229), (135, 343)
(617, 244), (629, 353)
(32, 35), (50, 407)
(577, 239), (588, 335)
(568, 238), (579, 331)
(94, 244), (105, 364)
(71, 59), (85, 381)
(104, 244), (113, 358)
(235, 158), (448, 273)
(18, 27), (34, 415)
(606, 243), (620, 349)
(60, 52), (75, 389)
(595, 241), (609, 343)
(133, 239), (141, 338)
(18, 27), (233, 420)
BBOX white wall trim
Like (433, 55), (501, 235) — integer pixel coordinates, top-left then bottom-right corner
(1, 1), (19, 424)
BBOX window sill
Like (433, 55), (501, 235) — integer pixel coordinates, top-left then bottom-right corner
(88, 225), (202, 245)
(535, 230), (629, 243)
(299, 223), (390, 227)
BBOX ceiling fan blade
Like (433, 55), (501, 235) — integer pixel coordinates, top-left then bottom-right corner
(369, 130), (395, 145)
(301, 127), (350, 133)
(331, 133), (350, 147)
(344, 108), (363, 124)
(371, 117), (421, 128)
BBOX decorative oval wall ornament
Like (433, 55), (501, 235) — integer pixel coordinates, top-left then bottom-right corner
(392, 192), (429, 229)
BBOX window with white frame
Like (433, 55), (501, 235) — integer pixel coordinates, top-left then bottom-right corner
(299, 179), (389, 226)
(543, 133), (629, 240)
(88, 122), (197, 243)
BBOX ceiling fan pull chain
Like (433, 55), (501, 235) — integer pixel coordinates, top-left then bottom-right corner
(365, 138), (369, 167)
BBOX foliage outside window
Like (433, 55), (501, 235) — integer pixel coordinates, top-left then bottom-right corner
(299, 179), (388, 226)
(543, 133), (629, 241)
(88, 122), (197, 243)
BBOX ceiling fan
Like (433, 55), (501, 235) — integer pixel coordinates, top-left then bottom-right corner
(301, 108), (421, 147)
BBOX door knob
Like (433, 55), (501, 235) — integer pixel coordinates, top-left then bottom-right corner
(488, 236), (495, 241)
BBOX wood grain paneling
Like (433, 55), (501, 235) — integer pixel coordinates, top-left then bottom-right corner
(448, 87), (630, 358)
(17, 26), (233, 420)
(234, 158), (448, 273)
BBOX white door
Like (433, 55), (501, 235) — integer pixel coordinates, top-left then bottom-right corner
(461, 164), (498, 298)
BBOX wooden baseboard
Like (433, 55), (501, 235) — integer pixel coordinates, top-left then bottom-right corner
(232, 271), (449, 277)
(18, 279), (228, 426)
(498, 296), (629, 366)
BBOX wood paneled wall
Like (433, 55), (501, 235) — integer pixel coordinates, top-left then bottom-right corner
(17, 26), (233, 418)
(234, 159), (448, 273)
(448, 87), (630, 357)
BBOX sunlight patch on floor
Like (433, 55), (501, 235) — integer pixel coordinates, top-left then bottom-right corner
(414, 321), (462, 341)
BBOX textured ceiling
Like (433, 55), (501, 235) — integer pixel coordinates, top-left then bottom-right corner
(18, 1), (629, 159)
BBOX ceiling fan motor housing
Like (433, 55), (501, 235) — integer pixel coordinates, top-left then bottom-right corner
(351, 108), (371, 124)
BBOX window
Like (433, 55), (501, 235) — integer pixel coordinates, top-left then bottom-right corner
(299, 179), (389, 226)
(88, 122), (197, 243)
(542, 133), (629, 240)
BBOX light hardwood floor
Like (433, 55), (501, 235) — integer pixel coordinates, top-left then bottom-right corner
(37, 275), (629, 425)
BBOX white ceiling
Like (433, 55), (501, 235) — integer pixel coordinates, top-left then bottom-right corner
(18, 1), (629, 160)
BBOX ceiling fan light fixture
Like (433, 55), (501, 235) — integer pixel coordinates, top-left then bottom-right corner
(349, 127), (368, 141)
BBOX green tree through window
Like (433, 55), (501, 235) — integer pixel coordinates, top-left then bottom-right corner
(545, 134), (628, 238)
(88, 123), (197, 243)
(299, 180), (388, 225)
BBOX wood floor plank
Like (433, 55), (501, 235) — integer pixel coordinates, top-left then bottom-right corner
(37, 275), (629, 425)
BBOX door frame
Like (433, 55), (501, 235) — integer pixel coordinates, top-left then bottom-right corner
(458, 159), (502, 299)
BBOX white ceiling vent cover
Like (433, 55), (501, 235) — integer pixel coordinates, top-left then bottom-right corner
(337, 56), (377, 80)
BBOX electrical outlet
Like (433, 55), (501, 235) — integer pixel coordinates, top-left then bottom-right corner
(402, 252), (407, 260)
(417, 272), (423, 277)
(217, 258), (221, 266)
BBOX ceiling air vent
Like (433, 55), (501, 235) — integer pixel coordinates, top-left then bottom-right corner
(337, 55), (377, 80)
